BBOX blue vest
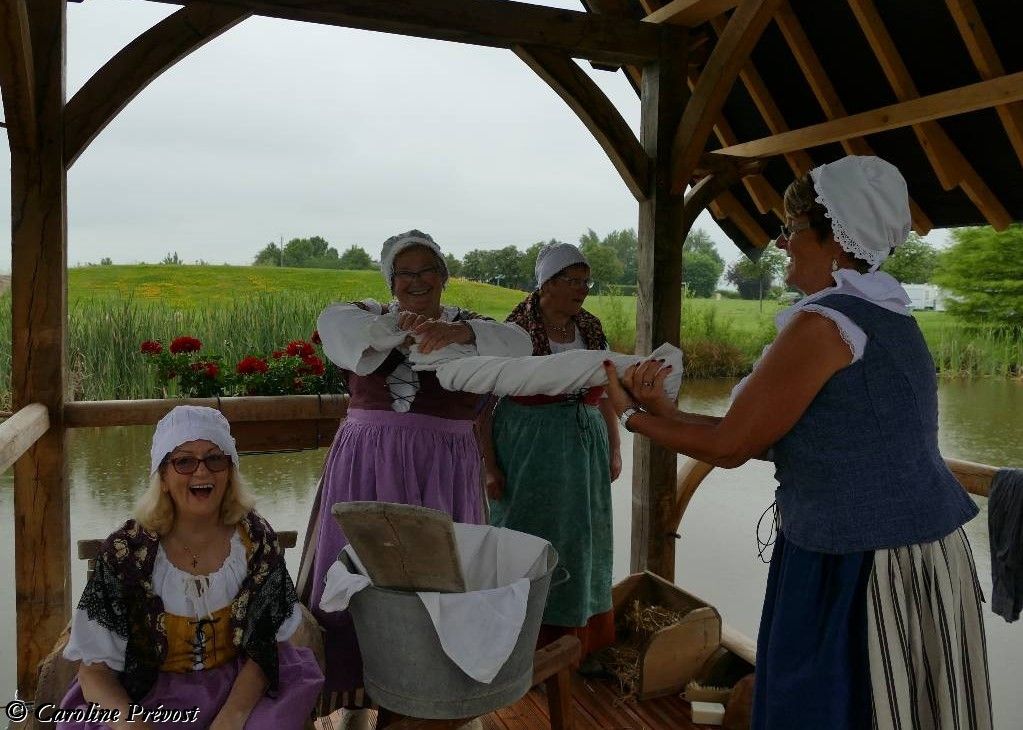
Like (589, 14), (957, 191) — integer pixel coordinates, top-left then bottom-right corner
(772, 294), (978, 554)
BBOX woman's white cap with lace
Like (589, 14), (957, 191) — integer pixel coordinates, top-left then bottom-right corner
(809, 155), (912, 271)
(535, 242), (588, 288)
(379, 229), (448, 290)
(150, 405), (238, 475)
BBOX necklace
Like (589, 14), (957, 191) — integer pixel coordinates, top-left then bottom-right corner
(177, 538), (201, 570)
(544, 317), (572, 336)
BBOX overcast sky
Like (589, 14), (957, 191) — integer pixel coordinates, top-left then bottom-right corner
(0, 0), (948, 275)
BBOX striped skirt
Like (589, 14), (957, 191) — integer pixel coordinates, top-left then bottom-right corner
(753, 528), (991, 730)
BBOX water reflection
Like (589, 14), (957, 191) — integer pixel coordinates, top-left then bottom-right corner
(1, 378), (1021, 719)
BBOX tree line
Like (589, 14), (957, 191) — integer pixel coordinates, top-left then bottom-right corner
(248, 225), (1023, 326)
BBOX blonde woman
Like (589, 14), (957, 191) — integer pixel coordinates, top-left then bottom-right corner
(59, 406), (322, 729)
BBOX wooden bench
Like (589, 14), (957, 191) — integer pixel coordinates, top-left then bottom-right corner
(31, 530), (325, 730)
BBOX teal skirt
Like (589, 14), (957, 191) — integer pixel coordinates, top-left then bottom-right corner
(488, 398), (613, 626)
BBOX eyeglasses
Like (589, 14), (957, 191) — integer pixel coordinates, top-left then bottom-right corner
(166, 454), (232, 475)
(779, 219), (813, 240)
(393, 266), (442, 283)
(556, 275), (595, 290)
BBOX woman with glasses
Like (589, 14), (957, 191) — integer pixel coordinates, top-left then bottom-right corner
(58, 406), (323, 729)
(305, 230), (531, 712)
(604, 156), (990, 730)
(482, 242), (622, 672)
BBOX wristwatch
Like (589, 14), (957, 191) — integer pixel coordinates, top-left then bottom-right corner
(619, 406), (643, 431)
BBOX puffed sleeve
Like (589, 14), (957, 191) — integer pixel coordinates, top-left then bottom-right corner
(63, 609), (128, 671)
(317, 299), (408, 374)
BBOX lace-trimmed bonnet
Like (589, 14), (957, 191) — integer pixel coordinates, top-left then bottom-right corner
(150, 405), (238, 475)
(379, 229), (449, 290)
(535, 242), (588, 288)
(809, 156), (912, 271)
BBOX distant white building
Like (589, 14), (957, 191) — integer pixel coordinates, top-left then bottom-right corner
(902, 283), (948, 311)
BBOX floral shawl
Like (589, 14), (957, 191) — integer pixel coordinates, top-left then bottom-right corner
(78, 510), (298, 700)
(506, 291), (606, 355)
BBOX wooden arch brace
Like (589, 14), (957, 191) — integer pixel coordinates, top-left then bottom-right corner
(514, 45), (650, 201)
(64, 3), (250, 168)
(0, 0), (37, 151)
(669, 0), (783, 193)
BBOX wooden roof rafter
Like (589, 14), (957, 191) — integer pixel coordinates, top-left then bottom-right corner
(846, 0), (1012, 230)
(0, 0), (37, 151)
(140, 0), (685, 66)
(514, 44), (650, 201)
(64, 3), (251, 168)
(771, 1), (933, 234)
(669, 0), (784, 194)
(945, 0), (1023, 168)
(644, 0), (739, 28)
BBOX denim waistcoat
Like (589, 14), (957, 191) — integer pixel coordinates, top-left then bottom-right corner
(772, 293), (978, 553)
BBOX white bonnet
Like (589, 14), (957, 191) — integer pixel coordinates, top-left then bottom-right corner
(809, 155), (912, 271)
(379, 230), (448, 290)
(535, 242), (588, 288)
(150, 405), (238, 475)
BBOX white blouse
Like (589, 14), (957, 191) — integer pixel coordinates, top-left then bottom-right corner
(731, 270), (912, 400)
(63, 531), (303, 670)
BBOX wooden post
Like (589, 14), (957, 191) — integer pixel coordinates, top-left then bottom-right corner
(631, 32), (689, 580)
(10, 0), (69, 698)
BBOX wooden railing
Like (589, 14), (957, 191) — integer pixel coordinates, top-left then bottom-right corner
(0, 403), (50, 473)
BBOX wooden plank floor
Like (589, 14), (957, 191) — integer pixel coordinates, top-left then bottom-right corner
(482, 675), (700, 730)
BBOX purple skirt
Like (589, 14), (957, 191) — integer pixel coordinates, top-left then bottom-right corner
(57, 643), (323, 729)
(308, 408), (485, 702)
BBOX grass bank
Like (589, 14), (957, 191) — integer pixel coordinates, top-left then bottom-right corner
(0, 265), (1018, 408)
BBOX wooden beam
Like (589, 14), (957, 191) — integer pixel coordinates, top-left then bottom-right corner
(142, 0), (682, 65)
(643, 0), (738, 27)
(12, 0), (68, 699)
(0, 0), (36, 150)
(709, 189), (772, 249)
(772, 1), (932, 234)
(0, 403), (49, 474)
(945, 0), (1023, 168)
(945, 457), (997, 498)
(708, 15), (814, 177)
(669, 0), (783, 193)
(64, 3), (250, 168)
(712, 70), (1023, 158)
(64, 394), (348, 427)
(632, 34), (688, 580)
(514, 45), (650, 201)
(847, 0), (1011, 230)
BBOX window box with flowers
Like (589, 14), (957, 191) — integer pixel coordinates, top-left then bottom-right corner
(140, 333), (347, 451)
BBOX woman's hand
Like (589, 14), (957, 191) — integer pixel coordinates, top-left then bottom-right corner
(610, 447), (623, 482)
(621, 360), (675, 416)
(412, 320), (474, 354)
(484, 463), (506, 500)
(602, 360), (637, 415)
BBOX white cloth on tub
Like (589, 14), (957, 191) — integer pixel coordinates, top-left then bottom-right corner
(411, 341), (684, 400)
(319, 524), (550, 684)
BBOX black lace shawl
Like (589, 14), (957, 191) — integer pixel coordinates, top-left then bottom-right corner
(78, 511), (298, 700)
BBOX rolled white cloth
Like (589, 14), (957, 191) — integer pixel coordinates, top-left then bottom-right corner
(412, 342), (684, 400)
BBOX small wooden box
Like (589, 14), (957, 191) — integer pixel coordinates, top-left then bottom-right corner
(612, 571), (722, 700)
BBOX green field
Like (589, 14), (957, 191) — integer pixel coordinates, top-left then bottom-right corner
(0, 264), (1018, 408)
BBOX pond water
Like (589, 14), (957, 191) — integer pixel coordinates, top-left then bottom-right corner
(2, 378), (1021, 724)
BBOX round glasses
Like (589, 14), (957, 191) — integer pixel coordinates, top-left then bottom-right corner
(166, 454), (232, 475)
(393, 266), (442, 283)
(556, 275), (595, 290)
(779, 219), (813, 240)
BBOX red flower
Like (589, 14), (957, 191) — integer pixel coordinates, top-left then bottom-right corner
(293, 377), (305, 390)
(169, 336), (202, 354)
(272, 349), (286, 359)
(286, 340), (315, 358)
(140, 340), (163, 355)
(299, 354), (325, 376)
(190, 361), (219, 379)
(236, 355), (269, 375)
(311, 330), (322, 345)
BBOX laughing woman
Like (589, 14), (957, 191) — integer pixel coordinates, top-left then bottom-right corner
(305, 230), (531, 710)
(603, 156), (991, 730)
(59, 406), (323, 730)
